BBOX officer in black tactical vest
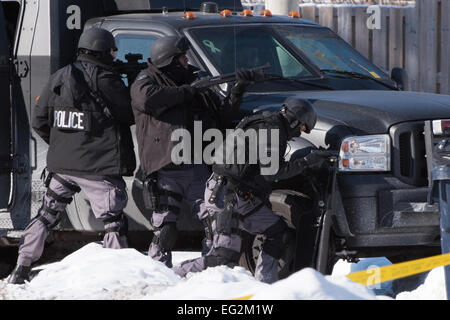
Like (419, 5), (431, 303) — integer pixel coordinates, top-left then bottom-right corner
(130, 35), (256, 267)
(7, 28), (136, 284)
(173, 98), (331, 283)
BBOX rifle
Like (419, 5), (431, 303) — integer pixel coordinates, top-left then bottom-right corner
(191, 63), (271, 89)
(113, 53), (148, 84)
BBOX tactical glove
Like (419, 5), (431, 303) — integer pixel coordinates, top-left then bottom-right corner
(232, 68), (266, 96)
(236, 68), (265, 85)
(181, 84), (198, 101)
(303, 150), (332, 169)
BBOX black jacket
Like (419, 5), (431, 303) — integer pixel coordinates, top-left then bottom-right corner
(213, 112), (310, 198)
(130, 63), (243, 176)
(33, 54), (136, 176)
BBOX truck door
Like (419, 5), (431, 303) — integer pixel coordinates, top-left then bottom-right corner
(0, 3), (14, 209)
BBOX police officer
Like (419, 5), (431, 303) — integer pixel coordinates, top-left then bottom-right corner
(7, 28), (136, 284)
(130, 35), (255, 267)
(173, 98), (331, 283)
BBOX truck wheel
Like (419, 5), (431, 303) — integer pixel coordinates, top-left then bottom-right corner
(0, 247), (18, 279)
(239, 190), (313, 280)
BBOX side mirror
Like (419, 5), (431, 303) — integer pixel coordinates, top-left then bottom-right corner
(391, 67), (410, 91)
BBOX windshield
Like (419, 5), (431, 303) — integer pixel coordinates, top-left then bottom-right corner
(276, 26), (387, 79)
(189, 24), (388, 80)
(189, 25), (315, 79)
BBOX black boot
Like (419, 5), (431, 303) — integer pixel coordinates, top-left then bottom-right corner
(7, 265), (31, 284)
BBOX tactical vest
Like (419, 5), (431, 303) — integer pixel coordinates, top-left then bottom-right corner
(44, 61), (134, 176)
(212, 111), (278, 183)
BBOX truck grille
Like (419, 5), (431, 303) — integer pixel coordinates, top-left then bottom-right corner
(390, 121), (428, 186)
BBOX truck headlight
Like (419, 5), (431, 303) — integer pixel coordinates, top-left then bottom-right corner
(339, 135), (391, 172)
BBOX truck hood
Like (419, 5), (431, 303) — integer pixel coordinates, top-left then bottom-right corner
(245, 90), (450, 135)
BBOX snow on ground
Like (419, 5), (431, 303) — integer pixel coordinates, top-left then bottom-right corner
(0, 242), (446, 300)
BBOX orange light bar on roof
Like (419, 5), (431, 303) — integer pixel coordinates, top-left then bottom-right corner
(220, 9), (232, 17)
(288, 10), (301, 18)
(184, 11), (196, 19)
(260, 10), (272, 17)
(240, 9), (253, 17)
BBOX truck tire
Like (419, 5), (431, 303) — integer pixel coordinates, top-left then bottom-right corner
(0, 247), (18, 279)
(239, 190), (313, 279)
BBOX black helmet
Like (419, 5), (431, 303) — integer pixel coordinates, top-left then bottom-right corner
(78, 28), (117, 52)
(281, 97), (317, 135)
(150, 35), (191, 69)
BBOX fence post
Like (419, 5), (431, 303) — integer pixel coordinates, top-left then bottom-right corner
(418, 0), (438, 93)
(404, 6), (419, 91)
(441, 0), (450, 95)
(355, 6), (370, 60)
(389, 7), (404, 72)
(319, 5), (336, 32)
(300, 4), (317, 23)
(338, 6), (354, 47)
(371, 6), (389, 72)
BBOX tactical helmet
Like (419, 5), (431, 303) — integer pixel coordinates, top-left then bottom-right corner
(78, 28), (117, 52)
(281, 97), (317, 135)
(150, 35), (191, 69)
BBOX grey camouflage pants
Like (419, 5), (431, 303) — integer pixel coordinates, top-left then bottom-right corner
(148, 164), (211, 267)
(17, 174), (128, 267)
(173, 174), (285, 284)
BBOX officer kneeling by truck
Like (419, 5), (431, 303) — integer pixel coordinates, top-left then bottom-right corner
(173, 97), (332, 283)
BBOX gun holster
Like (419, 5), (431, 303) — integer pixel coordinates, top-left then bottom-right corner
(216, 188), (238, 235)
(216, 203), (236, 235)
(143, 174), (160, 211)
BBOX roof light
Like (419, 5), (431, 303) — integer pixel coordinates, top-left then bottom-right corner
(200, 2), (219, 13)
(260, 10), (272, 17)
(184, 11), (197, 19)
(240, 9), (253, 17)
(220, 9), (232, 17)
(289, 10), (301, 18)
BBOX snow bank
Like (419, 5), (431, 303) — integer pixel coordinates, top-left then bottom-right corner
(0, 243), (444, 300)
(396, 267), (447, 300)
(3, 243), (180, 300)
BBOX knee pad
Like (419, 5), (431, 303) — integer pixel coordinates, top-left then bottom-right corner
(262, 219), (288, 260)
(205, 247), (240, 268)
(103, 213), (128, 237)
(153, 223), (178, 251)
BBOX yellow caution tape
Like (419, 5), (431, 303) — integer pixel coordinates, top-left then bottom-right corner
(232, 253), (450, 299)
(232, 294), (254, 300)
(346, 252), (450, 286)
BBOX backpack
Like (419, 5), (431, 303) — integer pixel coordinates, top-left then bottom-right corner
(212, 111), (276, 182)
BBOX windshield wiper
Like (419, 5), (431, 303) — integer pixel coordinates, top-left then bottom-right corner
(320, 69), (399, 91)
(265, 74), (334, 90)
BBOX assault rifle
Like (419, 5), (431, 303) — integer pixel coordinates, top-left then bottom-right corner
(191, 63), (271, 89)
(114, 53), (148, 84)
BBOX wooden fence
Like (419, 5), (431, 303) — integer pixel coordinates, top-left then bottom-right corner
(243, 0), (450, 94)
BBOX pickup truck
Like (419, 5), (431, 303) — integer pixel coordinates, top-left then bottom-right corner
(0, 0), (448, 278)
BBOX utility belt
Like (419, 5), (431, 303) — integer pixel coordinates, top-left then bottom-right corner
(208, 173), (262, 205)
(206, 173), (266, 237)
(142, 173), (182, 213)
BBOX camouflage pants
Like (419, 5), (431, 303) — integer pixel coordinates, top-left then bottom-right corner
(148, 164), (211, 267)
(17, 174), (128, 267)
(173, 174), (286, 284)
